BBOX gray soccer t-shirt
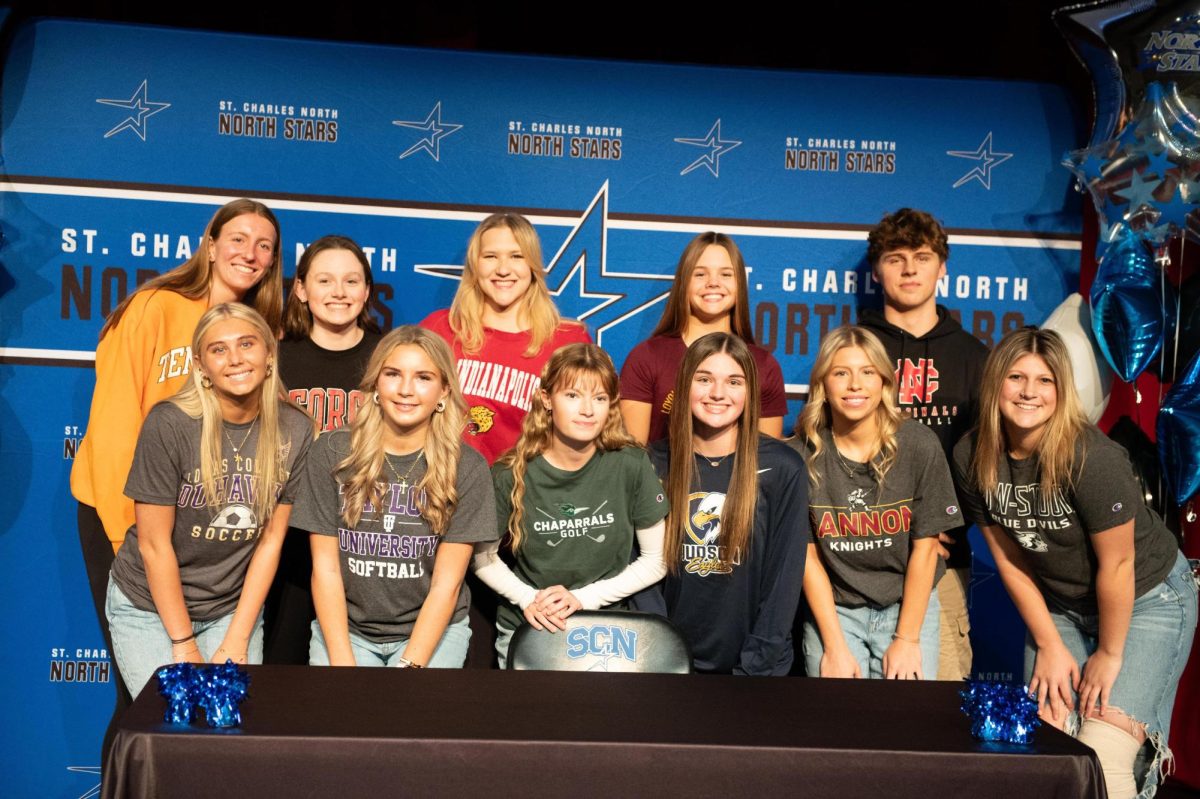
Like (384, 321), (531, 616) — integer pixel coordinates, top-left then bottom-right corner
(953, 426), (1178, 611)
(791, 421), (960, 608)
(112, 401), (314, 620)
(491, 446), (669, 631)
(289, 430), (497, 642)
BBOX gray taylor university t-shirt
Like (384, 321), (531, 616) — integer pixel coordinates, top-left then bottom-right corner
(289, 430), (497, 642)
(953, 425), (1178, 611)
(111, 401), (314, 621)
(791, 421), (962, 608)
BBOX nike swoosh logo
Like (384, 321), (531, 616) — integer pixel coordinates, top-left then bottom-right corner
(757, 468), (772, 474)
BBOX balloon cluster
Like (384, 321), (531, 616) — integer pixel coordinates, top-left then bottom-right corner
(1058, 5), (1200, 503)
(155, 661), (251, 728)
(959, 680), (1041, 745)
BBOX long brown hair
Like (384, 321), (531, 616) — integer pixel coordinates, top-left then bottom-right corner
(497, 343), (639, 550)
(664, 332), (760, 573)
(797, 325), (902, 488)
(100, 199), (285, 338)
(651, 232), (756, 343)
(171, 303), (307, 526)
(283, 235), (382, 339)
(970, 327), (1087, 497)
(337, 327), (467, 535)
(449, 212), (578, 356)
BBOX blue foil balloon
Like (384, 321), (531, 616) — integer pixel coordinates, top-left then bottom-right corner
(960, 680), (1040, 745)
(1158, 349), (1200, 502)
(1090, 227), (1174, 381)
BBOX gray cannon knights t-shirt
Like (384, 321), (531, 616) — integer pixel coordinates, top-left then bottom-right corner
(290, 429), (497, 642)
(790, 421), (961, 608)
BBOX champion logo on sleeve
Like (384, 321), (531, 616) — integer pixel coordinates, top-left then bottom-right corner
(947, 505), (958, 515)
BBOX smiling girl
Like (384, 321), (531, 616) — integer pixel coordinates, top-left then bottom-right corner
(472, 343), (669, 665)
(641, 332), (808, 675)
(620, 232), (787, 444)
(793, 326), (960, 680)
(73, 199), (283, 728)
(265, 236), (384, 663)
(105, 304), (313, 695)
(421, 213), (590, 465)
(291, 327), (497, 668)
(954, 328), (1195, 799)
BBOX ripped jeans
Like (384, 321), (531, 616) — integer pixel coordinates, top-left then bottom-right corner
(1026, 552), (1198, 798)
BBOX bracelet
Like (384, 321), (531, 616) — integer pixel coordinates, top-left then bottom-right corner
(892, 632), (919, 644)
(396, 657), (424, 669)
(170, 633), (197, 646)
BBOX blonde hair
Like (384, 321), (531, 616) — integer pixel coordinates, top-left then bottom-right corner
(652, 232), (756, 343)
(664, 333), (760, 574)
(171, 303), (305, 525)
(970, 327), (1087, 497)
(797, 325), (902, 488)
(337, 327), (467, 534)
(101, 199), (285, 338)
(497, 343), (639, 550)
(448, 212), (579, 356)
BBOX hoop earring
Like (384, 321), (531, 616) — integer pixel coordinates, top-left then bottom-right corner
(200, 374), (213, 390)
(373, 392), (380, 406)
(435, 399), (446, 413)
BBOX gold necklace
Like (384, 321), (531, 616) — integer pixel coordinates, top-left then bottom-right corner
(384, 449), (425, 494)
(695, 450), (735, 468)
(222, 417), (257, 455)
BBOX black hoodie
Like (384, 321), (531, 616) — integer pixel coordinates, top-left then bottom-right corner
(859, 306), (989, 567)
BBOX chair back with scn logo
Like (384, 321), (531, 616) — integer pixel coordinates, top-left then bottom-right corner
(507, 610), (692, 673)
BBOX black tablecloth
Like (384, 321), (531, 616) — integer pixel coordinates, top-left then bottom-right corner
(104, 667), (1104, 798)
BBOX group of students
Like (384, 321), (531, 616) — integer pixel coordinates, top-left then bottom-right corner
(70, 201), (1196, 798)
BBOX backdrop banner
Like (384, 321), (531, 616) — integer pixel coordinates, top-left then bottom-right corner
(0, 18), (1080, 794)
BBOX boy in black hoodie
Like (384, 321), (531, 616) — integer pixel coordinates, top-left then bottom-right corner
(859, 208), (988, 681)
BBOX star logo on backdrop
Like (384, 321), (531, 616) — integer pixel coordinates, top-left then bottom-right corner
(675, 119), (742, 177)
(947, 132), (1013, 189)
(413, 181), (672, 347)
(96, 80), (170, 140)
(392, 101), (463, 161)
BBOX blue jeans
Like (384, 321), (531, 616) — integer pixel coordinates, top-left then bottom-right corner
(308, 615), (471, 668)
(105, 574), (264, 697)
(1025, 552), (1198, 799)
(802, 589), (941, 679)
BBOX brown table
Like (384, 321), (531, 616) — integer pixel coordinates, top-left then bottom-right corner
(103, 666), (1104, 798)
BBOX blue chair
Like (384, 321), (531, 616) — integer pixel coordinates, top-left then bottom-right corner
(507, 610), (692, 673)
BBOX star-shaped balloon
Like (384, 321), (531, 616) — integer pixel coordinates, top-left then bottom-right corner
(1090, 225), (1177, 381)
(1065, 81), (1200, 245)
(1158, 348), (1200, 502)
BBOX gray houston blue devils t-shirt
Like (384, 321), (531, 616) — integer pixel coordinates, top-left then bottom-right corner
(789, 421), (961, 609)
(289, 429), (497, 642)
(112, 401), (314, 620)
(953, 425), (1178, 611)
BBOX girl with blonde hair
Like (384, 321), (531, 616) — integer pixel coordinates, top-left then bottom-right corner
(421, 212), (590, 464)
(793, 325), (960, 680)
(291, 327), (497, 668)
(642, 332), (808, 675)
(954, 327), (1195, 798)
(620, 232), (787, 443)
(105, 303), (314, 695)
(473, 343), (669, 665)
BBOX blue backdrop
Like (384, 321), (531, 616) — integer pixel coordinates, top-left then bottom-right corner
(0, 18), (1081, 795)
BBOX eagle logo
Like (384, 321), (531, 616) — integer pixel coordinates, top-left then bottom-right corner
(688, 492), (726, 546)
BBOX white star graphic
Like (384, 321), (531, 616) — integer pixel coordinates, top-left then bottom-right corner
(96, 80), (170, 141)
(67, 765), (101, 799)
(947, 132), (1013, 189)
(392, 101), (463, 161)
(675, 119), (742, 177)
